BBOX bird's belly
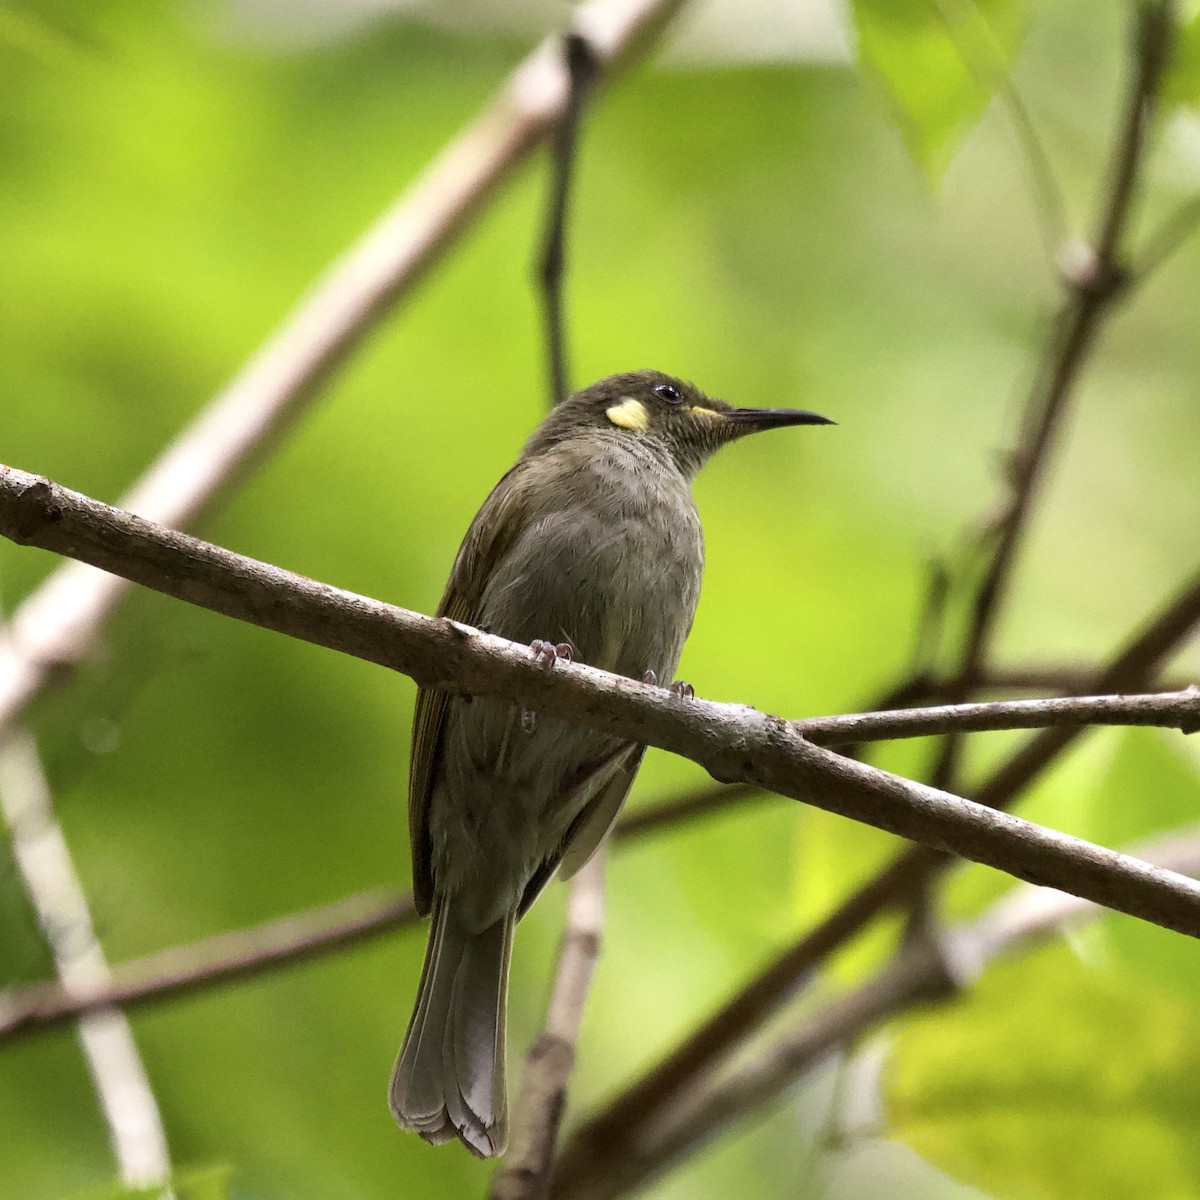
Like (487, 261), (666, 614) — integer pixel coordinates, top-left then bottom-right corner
(483, 494), (703, 680)
(428, 469), (703, 928)
(431, 700), (620, 928)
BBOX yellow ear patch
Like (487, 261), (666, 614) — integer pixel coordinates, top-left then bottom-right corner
(605, 397), (649, 432)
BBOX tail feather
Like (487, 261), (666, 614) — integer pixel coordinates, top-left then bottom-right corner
(390, 900), (513, 1157)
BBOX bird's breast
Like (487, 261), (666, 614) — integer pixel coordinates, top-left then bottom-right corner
(480, 441), (704, 682)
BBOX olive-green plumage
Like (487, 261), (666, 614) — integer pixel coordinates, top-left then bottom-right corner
(389, 370), (832, 1156)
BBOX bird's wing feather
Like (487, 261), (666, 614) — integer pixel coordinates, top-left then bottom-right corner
(409, 466), (530, 915)
(555, 745), (644, 880)
(518, 744), (643, 916)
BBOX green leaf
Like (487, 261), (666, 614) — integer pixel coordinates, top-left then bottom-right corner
(884, 945), (1200, 1199)
(850, 0), (1028, 179)
(1087, 730), (1200, 997)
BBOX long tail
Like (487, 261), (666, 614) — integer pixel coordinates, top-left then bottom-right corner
(389, 899), (513, 1157)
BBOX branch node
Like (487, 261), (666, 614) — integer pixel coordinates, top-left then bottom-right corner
(1055, 238), (1130, 302)
(1, 473), (62, 544)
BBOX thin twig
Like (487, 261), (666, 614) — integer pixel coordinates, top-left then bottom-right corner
(800, 688), (1200, 741)
(550, 564), (1200, 1186)
(614, 781), (763, 839)
(491, 853), (608, 1200)
(493, 27), (607, 1185)
(0, 889), (418, 1044)
(929, 0), (1177, 795)
(978, 664), (1183, 694)
(9, 680), (1193, 1043)
(0, 725), (174, 1195)
(0, 784), (756, 1045)
(538, 34), (600, 406)
(0, 0), (689, 738)
(2, 474), (1200, 931)
(557, 949), (948, 1200)
(563, 823), (1200, 1200)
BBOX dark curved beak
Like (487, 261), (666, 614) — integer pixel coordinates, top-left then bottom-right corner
(722, 407), (836, 435)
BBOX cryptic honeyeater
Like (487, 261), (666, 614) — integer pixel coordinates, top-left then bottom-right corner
(390, 369), (833, 1155)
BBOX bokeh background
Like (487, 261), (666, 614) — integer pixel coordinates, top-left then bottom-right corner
(3, 1), (1200, 1197)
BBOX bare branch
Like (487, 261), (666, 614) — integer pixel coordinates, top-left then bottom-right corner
(801, 688), (1200, 741)
(614, 781), (763, 839)
(491, 853), (608, 1200)
(0, 0), (688, 738)
(563, 823), (1200, 1200)
(10, 682), (1191, 1043)
(0, 888), (418, 1044)
(0, 782), (755, 1045)
(978, 664), (1186, 694)
(538, 34), (600, 406)
(551, 564), (1200, 1186)
(0, 725), (174, 1193)
(930, 0), (1177, 793)
(3, 468), (1200, 933)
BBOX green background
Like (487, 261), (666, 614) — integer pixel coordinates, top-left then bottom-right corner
(2, 1), (1199, 1197)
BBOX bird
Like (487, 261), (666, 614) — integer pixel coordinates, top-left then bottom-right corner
(389, 369), (833, 1156)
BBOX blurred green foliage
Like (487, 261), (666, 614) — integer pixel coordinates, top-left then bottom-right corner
(851, 0), (1027, 179)
(890, 942), (1200, 1200)
(1, 1), (1199, 1199)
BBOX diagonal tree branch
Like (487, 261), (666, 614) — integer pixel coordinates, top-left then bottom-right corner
(2, 468), (1200, 935)
(538, 33), (601, 407)
(551, 563), (1200, 1185)
(4, 680), (1195, 1045)
(0, 0), (689, 739)
(0, 724), (174, 1195)
(0, 888), (419, 1044)
(567, 822), (1200, 1200)
(549, 8), (1192, 1173)
(928, 0), (1176, 795)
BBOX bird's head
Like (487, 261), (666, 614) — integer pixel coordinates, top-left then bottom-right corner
(525, 370), (834, 478)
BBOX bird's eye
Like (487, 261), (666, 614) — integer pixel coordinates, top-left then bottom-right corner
(653, 383), (683, 405)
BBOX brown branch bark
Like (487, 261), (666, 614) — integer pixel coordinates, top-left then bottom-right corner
(8, 681), (1194, 1044)
(2, 468), (1200, 930)
(551, 563), (1200, 1187)
(538, 33), (600, 407)
(0, 889), (418, 1043)
(929, 0), (1176, 794)
(561, 823), (1200, 1200)
(549, 10), (1190, 1178)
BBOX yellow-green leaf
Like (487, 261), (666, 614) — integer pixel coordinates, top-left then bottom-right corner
(851, 0), (1028, 179)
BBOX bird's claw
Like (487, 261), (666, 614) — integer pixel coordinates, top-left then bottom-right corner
(530, 639), (573, 668)
(523, 640), (574, 734)
(640, 670), (694, 700)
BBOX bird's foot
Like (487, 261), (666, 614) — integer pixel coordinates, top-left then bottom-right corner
(530, 639), (574, 668)
(641, 669), (695, 700)
(523, 640), (574, 732)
